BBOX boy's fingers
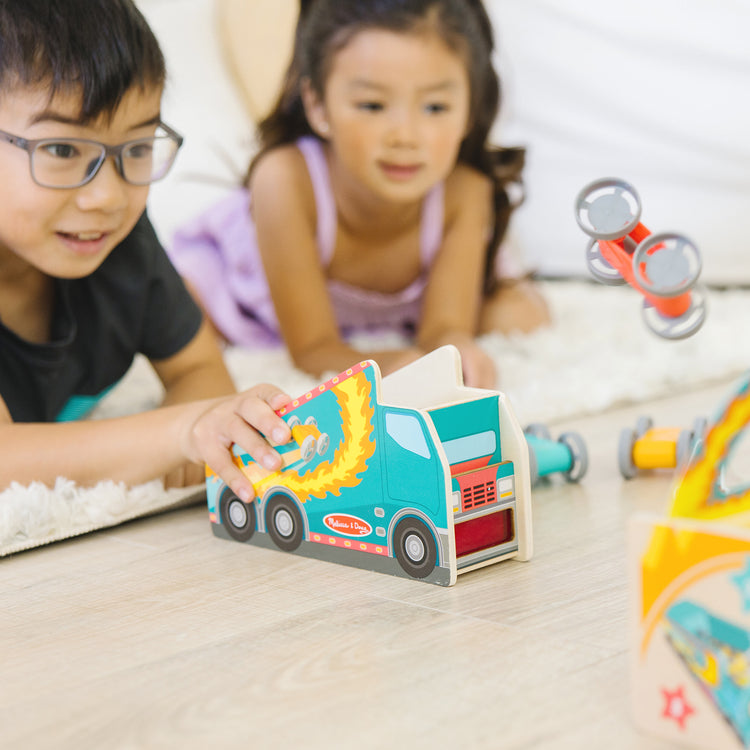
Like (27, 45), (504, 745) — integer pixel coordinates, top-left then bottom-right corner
(246, 383), (291, 412)
(227, 414), (284, 472)
(205, 448), (256, 502)
(235, 391), (291, 446)
(195, 385), (294, 504)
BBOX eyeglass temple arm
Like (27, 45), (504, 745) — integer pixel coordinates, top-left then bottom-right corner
(0, 129), (30, 150)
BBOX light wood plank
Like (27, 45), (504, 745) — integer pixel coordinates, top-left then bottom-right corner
(0, 379), (738, 749)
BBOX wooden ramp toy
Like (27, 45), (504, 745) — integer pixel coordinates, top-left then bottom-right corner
(629, 371), (750, 748)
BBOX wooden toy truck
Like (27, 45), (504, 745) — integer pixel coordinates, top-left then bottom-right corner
(206, 346), (533, 586)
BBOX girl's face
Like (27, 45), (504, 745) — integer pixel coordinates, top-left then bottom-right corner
(0, 83), (159, 280)
(304, 26), (472, 206)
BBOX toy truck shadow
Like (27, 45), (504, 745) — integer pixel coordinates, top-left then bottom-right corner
(206, 346), (533, 586)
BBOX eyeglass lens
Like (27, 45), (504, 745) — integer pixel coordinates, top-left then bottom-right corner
(30, 135), (179, 187)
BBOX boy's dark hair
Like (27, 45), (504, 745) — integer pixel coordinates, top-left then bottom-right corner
(0, 0), (165, 123)
(252, 0), (525, 292)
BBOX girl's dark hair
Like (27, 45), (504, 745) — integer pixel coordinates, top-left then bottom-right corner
(253, 0), (525, 292)
(0, 0), (165, 123)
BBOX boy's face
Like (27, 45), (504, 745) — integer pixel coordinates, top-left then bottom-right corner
(0, 83), (162, 279)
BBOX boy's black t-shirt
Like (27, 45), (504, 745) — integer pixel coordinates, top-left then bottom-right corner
(0, 212), (203, 423)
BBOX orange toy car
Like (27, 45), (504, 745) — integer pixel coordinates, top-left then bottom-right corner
(618, 415), (708, 479)
(575, 177), (707, 339)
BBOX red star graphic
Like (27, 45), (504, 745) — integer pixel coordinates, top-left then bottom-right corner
(661, 685), (695, 730)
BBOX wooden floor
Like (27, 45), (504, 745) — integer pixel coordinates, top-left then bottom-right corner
(1, 378), (737, 750)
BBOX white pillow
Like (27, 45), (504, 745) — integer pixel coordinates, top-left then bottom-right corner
(138, 0), (750, 285)
(136, 0), (255, 246)
(490, 0), (750, 285)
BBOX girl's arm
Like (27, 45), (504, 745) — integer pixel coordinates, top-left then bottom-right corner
(250, 146), (422, 376)
(417, 164), (498, 388)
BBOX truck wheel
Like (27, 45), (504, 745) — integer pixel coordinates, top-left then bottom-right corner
(219, 487), (256, 542)
(393, 517), (437, 579)
(265, 495), (304, 552)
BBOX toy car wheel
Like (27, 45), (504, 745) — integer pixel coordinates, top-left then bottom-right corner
(635, 416), (654, 439)
(585, 239), (626, 285)
(676, 428), (695, 469)
(316, 432), (330, 456)
(219, 486), (256, 542)
(304, 416), (318, 426)
(574, 178), (642, 240)
(265, 494), (304, 551)
(286, 415), (302, 428)
(677, 417), (708, 467)
(641, 285), (707, 340)
(558, 432), (588, 482)
(692, 417), (708, 445)
(300, 434), (316, 462)
(632, 233), (701, 297)
(393, 517), (438, 579)
(524, 422), (551, 441)
(618, 427), (638, 479)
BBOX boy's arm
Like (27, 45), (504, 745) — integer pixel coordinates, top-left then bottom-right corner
(151, 318), (236, 405)
(150, 317), (237, 487)
(0, 319), (293, 497)
(0, 386), (291, 497)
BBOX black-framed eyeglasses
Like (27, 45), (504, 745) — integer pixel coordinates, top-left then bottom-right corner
(0, 121), (184, 189)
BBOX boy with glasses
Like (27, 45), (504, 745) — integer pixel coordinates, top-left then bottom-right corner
(0, 0), (291, 501)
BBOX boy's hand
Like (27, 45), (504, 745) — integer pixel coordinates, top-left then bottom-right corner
(163, 461), (206, 489)
(181, 384), (292, 502)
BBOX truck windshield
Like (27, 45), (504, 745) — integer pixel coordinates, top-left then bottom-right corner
(385, 412), (431, 458)
(442, 430), (496, 465)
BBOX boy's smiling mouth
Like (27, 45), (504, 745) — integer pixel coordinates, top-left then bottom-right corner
(61, 231), (106, 241)
(56, 230), (112, 255)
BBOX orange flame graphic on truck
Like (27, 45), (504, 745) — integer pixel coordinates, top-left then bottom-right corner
(207, 365), (377, 500)
(280, 370), (375, 501)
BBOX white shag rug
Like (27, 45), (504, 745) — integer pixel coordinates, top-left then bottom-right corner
(2, 280), (748, 557)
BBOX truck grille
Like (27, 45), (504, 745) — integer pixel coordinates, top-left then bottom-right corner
(462, 479), (496, 511)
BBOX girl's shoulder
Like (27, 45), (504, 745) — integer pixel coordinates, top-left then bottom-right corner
(443, 162), (493, 222)
(248, 143), (310, 191)
(247, 142), (317, 221)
